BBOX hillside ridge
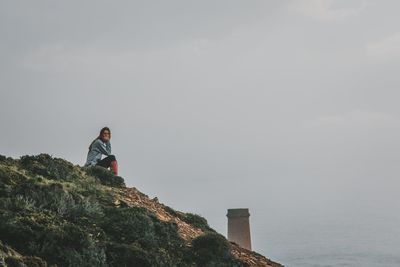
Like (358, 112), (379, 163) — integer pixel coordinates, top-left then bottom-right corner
(0, 154), (283, 267)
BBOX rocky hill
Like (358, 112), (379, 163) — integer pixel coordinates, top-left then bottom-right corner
(0, 154), (283, 267)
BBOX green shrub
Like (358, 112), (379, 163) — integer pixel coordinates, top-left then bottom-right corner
(102, 207), (159, 247)
(57, 238), (107, 267)
(106, 242), (152, 267)
(0, 247), (48, 267)
(74, 197), (104, 219)
(4, 256), (25, 267)
(15, 181), (65, 210)
(101, 207), (185, 265)
(20, 256), (48, 267)
(181, 213), (214, 232)
(2, 195), (36, 211)
(32, 223), (106, 267)
(164, 205), (179, 217)
(0, 214), (105, 267)
(0, 210), (43, 254)
(191, 233), (231, 266)
(51, 190), (104, 220)
(0, 241), (48, 267)
(0, 155), (6, 162)
(164, 207), (214, 233)
(0, 155), (15, 165)
(85, 166), (125, 187)
(20, 154), (80, 181)
(0, 256), (5, 267)
(10, 180), (104, 221)
(0, 168), (27, 194)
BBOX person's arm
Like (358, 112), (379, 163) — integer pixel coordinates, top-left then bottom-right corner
(106, 141), (112, 155)
(93, 139), (110, 156)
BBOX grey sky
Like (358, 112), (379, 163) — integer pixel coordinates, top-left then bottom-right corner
(1, 1), (400, 265)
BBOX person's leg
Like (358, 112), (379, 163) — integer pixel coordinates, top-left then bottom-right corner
(96, 155), (115, 168)
(96, 155), (118, 175)
(110, 160), (118, 176)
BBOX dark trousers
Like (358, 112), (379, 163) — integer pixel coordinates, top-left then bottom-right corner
(96, 155), (116, 168)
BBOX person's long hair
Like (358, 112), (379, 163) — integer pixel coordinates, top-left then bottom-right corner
(89, 127), (111, 150)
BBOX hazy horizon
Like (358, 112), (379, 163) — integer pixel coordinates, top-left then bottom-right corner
(1, 1), (400, 266)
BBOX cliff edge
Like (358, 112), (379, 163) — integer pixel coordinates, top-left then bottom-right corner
(0, 154), (282, 267)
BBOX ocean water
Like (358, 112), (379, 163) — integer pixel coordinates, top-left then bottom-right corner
(255, 215), (400, 267)
(283, 254), (400, 267)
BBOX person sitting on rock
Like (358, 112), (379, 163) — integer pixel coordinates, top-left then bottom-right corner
(85, 127), (118, 175)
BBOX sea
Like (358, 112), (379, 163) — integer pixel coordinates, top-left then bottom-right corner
(254, 215), (400, 267)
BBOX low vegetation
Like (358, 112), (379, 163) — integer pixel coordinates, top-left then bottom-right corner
(0, 154), (248, 267)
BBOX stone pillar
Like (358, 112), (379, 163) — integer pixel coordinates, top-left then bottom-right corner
(227, 208), (252, 250)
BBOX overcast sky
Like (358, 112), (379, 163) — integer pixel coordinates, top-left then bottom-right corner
(1, 0), (400, 265)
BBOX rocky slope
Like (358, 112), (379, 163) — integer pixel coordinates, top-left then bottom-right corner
(0, 154), (282, 267)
